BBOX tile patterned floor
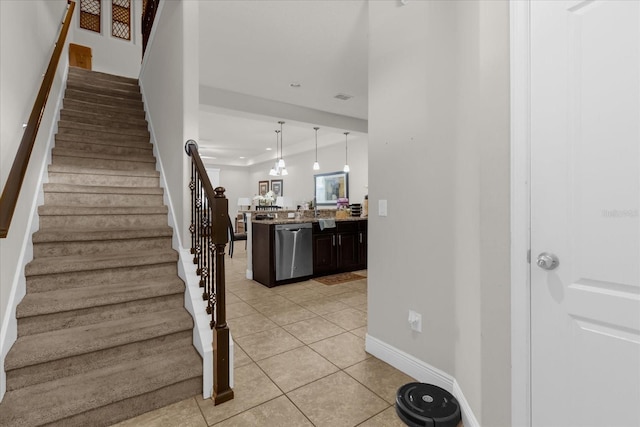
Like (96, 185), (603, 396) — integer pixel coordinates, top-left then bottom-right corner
(112, 246), (413, 426)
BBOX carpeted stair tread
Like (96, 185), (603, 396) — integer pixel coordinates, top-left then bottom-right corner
(47, 163), (159, 177)
(25, 249), (178, 276)
(69, 66), (138, 85)
(57, 121), (149, 137)
(5, 308), (193, 371)
(60, 109), (148, 128)
(62, 98), (146, 118)
(0, 346), (202, 427)
(60, 111), (148, 130)
(56, 133), (153, 155)
(51, 147), (155, 163)
(33, 226), (173, 243)
(55, 129), (151, 144)
(65, 81), (142, 101)
(16, 276), (184, 318)
(63, 88), (143, 107)
(43, 183), (162, 195)
(38, 205), (167, 216)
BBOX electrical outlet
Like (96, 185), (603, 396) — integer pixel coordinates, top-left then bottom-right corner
(408, 310), (422, 332)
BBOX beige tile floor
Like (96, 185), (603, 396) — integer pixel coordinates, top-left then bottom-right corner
(113, 245), (414, 426)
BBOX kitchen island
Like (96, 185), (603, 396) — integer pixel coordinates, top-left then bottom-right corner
(251, 213), (367, 288)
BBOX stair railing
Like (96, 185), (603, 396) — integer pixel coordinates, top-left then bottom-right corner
(184, 140), (234, 405)
(142, 0), (160, 57)
(0, 0), (76, 239)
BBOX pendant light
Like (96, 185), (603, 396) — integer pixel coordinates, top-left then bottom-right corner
(278, 121), (288, 175)
(269, 130), (279, 176)
(277, 121), (286, 169)
(343, 132), (350, 173)
(313, 127), (320, 170)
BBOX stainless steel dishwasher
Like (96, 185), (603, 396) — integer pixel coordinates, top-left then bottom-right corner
(275, 223), (313, 281)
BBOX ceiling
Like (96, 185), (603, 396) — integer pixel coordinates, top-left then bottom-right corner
(197, 0), (369, 167)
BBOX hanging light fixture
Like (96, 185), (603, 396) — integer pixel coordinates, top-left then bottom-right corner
(343, 132), (350, 172)
(278, 121), (288, 175)
(313, 127), (320, 170)
(269, 130), (279, 176)
(277, 121), (286, 168)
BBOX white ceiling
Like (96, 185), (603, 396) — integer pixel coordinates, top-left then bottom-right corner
(197, 0), (369, 167)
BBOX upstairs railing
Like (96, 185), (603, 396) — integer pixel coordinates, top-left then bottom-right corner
(142, 0), (160, 57)
(0, 0), (75, 239)
(184, 140), (234, 405)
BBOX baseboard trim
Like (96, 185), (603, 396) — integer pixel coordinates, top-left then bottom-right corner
(140, 87), (233, 399)
(0, 62), (69, 402)
(365, 335), (480, 427)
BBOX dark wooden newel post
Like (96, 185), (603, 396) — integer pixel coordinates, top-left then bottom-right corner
(211, 187), (233, 405)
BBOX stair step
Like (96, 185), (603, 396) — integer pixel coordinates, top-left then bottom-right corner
(0, 345), (202, 427)
(65, 80), (142, 101)
(17, 280), (183, 320)
(69, 66), (138, 86)
(62, 98), (145, 119)
(54, 131), (150, 147)
(54, 138), (152, 157)
(51, 148), (154, 164)
(60, 109), (148, 129)
(58, 120), (149, 138)
(38, 206), (169, 230)
(9, 327), (191, 390)
(47, 164), (160, 187)
(6, 308), (193, 372)
(42, 183), (163, 207)
(63, 88), (143, 110)
(25, 248), (177, 277)
(51, 150), (156, 171)
(33, 226), (173, 257)
(26, 261), (178, 294)
(16, 276), (184, 336)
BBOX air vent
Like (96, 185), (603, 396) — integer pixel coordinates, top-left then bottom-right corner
(334, 93), (353, 101)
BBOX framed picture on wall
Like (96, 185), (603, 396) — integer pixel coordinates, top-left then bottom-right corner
(270, 179), (283, 197)
(314, 171), (349, 205)
(258, 180), (269, 196)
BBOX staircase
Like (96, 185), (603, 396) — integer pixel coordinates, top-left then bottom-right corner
(0, 67), (202, 426)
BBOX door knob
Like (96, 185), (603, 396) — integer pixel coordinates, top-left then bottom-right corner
(536, 252), (559, 270)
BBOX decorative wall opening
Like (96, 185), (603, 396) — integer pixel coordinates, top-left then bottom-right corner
(79, 0), (101, 33)
(112, 0), (131, 40)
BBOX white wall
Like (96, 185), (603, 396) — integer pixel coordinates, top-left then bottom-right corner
(71, 0), (143, 78)
(367, 1), (510, 426)
(0, 0), (70, 399)
(139, 0), (199, 247)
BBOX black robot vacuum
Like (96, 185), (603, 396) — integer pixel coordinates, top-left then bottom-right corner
(395, 382), (461, 427)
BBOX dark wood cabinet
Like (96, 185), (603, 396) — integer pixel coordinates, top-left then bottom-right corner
(336, 222), (359, 271)
(312, 219), (367, 276)
(252, 222), (276, 286)
(312, 232), (336, 274)
(253, 219), (368, 287)
(357, 225), (367, 270)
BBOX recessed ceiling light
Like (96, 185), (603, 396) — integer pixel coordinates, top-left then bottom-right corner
(290, 82), (301, 88)
(266, 148), (272, 151)
(334, 93), (353, 101)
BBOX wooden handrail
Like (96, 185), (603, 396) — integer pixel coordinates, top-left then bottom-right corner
(185, 140), (234, 405)
(0, 0), (76, 239)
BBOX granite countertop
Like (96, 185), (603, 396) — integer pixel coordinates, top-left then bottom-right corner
(251, 216), (367, 225)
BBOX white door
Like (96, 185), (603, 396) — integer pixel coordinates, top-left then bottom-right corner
(530, 1), (640, 426)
